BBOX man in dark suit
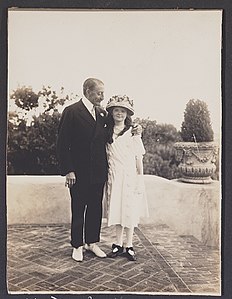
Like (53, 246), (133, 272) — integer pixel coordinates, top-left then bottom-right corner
(57, 78), (108, 262)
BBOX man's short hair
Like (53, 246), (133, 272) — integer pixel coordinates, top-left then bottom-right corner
(83, 78), (104, 96)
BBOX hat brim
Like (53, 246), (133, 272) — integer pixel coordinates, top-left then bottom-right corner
(106, 104), (134, 116)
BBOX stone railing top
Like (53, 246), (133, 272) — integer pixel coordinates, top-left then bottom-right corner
(174, 141), (218, 150)
(7, 175), (220, 190)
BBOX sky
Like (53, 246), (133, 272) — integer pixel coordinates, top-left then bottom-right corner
(8, 9), (222, 135)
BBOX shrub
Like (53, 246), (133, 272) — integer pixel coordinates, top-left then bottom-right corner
(134, 118), (182, 179)
(8, 87), (182, 179)
(7, 86), (76, 174)
(177, 99), (219, 181)
(7, 110), (62, 174)
(180, 99), (214, 142)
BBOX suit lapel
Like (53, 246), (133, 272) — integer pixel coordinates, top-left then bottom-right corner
(78, 99), (96, 127)
(76, 100), (105, 139)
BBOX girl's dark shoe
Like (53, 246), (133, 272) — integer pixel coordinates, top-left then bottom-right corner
(107, 243), (124, 258)
(125, 247), (137, 261)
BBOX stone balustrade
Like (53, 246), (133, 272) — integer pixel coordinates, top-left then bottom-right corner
(7, 175), (220, 247)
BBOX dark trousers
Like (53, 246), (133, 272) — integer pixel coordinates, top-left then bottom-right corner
(70, 181), (105, 248)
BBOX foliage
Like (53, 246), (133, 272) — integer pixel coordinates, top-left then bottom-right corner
(134, 118), (182, 179)
(8, 86), (182, 179)
(38, 86), (71, 113)
(180, 99), (214, 142)
(7, 86), (76, 174)
(10, 86), (39, 111)
(178, 99), (219, 181)
(8, 111), (61, 174)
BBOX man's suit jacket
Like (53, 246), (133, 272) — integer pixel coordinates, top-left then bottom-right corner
(57, 99), (108, 184)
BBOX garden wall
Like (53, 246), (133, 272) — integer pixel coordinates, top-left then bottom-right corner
(7, 175), (220, 247)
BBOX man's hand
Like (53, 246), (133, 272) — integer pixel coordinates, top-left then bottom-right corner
(131, 124), (142, 135)
(65, 172), (76, 188)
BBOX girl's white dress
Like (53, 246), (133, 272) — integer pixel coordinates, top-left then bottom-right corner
(103, 129), (149, 228)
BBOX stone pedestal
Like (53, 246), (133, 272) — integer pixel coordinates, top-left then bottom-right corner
(174, 142), (218, 184)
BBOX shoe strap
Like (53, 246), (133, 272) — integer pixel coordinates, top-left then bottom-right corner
(112, 243), (123, 251)
(126, 247), (135, 255)
(112, 247), (119, 253)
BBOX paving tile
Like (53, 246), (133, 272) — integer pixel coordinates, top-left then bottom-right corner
(17, 277), (42, 288)
(100, 266), (122, 276)
(82, 271), (105, 282)
(128, 272), (151, 284)
(91, 285), (112, 291)
(53, 275), (77, 287)
(128, 280), (158, 292)
(45, 273), (72, 284)
(63, 269), (88, 279)
(111, 276), (135, 288)
(8, 274), (32, 285)
(63, 281), (89, 292)
(7, 223), (220, 294)
(91, 274), (114, 284)
(102, 280), (126, 291)
(67, 264), (90, 275)
(120, 268), (143, 279)
(34, 280), (58, 290)
(161, 284), (178, 292)
(73, 278), (97, 290)
(26, 270), (51, 280)
(7, 283), (22, 292)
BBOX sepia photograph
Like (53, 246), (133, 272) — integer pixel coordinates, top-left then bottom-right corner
(6, 8), (222, 296)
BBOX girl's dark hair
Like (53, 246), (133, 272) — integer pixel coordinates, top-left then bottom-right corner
(105, 109), (132, 144)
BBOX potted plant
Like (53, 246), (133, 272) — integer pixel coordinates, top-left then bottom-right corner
(174, 99), (218, 184)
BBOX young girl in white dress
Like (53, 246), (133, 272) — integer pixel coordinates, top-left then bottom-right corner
(104, 95), (149, 261)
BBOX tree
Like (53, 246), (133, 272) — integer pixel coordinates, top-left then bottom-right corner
(8, 87), (182, 179)
(134, 118), (182, 179)
(10, 86), (39, 111)
(8, 86), (76, 174)
(180, 99), (214, 142)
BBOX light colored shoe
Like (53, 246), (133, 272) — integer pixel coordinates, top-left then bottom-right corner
(85, 243), (107, 258)
(72, 246), (83, 262)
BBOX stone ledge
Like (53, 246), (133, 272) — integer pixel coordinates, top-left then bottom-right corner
(6, 175), (221, 247)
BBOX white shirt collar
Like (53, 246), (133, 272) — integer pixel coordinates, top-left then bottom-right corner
(82, 96), (93, 113)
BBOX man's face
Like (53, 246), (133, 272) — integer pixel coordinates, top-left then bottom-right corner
(86, 83), (104, 107)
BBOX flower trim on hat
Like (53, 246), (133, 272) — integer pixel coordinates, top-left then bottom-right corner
(106, 95), (134, 115)
(108, 95), (133, 106)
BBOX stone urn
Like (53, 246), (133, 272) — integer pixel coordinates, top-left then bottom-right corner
(174, 141), (218, 184)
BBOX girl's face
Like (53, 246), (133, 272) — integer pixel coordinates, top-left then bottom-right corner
(112, 107), (127, 123)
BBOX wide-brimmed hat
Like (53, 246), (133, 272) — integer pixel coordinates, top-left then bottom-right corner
(106, 95), (134, 116)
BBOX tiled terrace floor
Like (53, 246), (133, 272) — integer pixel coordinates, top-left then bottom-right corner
(7, 223), (221, 295)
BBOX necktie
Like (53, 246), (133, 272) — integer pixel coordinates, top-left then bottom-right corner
(91, 105), (96, 120)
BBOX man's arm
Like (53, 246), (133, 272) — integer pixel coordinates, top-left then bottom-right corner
(131, 124), (143, 136)
(57, 107), (75, 177)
